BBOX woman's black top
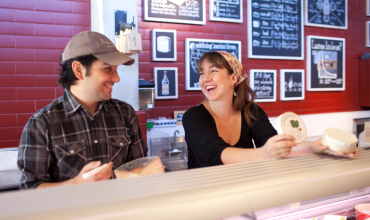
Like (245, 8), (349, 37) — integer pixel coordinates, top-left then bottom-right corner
(183, 104), (277, 169)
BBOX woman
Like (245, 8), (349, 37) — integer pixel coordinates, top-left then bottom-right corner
(183, 51), (359, 169)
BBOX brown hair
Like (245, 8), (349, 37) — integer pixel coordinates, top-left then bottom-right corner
(197, 52), (257, 126)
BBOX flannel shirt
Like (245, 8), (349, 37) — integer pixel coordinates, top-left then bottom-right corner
(17, 88), (147, 189)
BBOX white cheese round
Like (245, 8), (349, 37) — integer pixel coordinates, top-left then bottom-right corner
(276, 112), (307, 143)
(321, 128), (358, 153)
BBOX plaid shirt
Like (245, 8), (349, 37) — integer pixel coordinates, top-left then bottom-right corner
(17, 88), (147, 189)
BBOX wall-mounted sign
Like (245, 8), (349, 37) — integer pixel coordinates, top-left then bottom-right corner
(305, 0), (347, 29)
(250, 69), (277, 102)
(367, 21), (370, 47)
(154, 67), (178, 99)
(185, 38), (242, 90)
(247, 0), (304, 60)
(209, 0), (243, 23)
(174, 111), (186, 125)
(306, 35), (345, 91)
(280, 69), (305, 101)
(152, 29), (177, 61)
(367, 0), (370, 16)
(144, 0), (206, 25)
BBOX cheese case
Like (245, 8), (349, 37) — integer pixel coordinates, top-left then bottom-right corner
(0, 148), (369, 219)
(276, 112), (307, 143)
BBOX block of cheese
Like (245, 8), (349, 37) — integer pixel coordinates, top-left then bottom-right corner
(114, 156), (165, 179)
(276, 112), (307, 143)
(321, 128), (358, 153)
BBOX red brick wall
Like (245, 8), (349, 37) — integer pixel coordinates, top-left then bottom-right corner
(138, 1), (370, 119)
(0, 0), (90, 148)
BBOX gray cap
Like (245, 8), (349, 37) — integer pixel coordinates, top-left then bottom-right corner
(62, 31), (134, 66)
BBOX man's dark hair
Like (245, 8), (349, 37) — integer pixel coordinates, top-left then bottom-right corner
(57, 54), (98, 89)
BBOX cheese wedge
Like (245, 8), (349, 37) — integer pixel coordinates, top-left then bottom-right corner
(276, 112), (307, 143)
(321, 128), (358, 153)
(114, 156), (165, 179)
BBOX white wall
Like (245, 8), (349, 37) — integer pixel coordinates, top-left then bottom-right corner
(91, 0), (139, 110)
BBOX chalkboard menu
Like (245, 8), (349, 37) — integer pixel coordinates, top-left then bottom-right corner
(306, 36), (345, 91)
(209, 0), (243, 23)
(280, 69), (305, 101)
(247, 0), (304, 60)
(185, 38), (241, 90)
(305, 0), (347, 29)
(144, 0), (206, 25)
(250, 69), (277, 102)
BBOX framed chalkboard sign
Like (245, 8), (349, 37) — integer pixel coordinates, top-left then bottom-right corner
(209, 0), (243, 23)
(154, 67), (178, 99)
(305, 0), (347, 29)
(152, 29), (177, 61)
(247, 0), (304, 60)
(249, 69), (277, 102)
(306, 36), (345, 91)
(185, 38), (242, 90)
(144, 0), (206, 25)
(280, 69), (305, 101)
(367, 22), (370, 47)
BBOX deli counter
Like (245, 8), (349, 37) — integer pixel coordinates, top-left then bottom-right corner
(0, 147), (369, 220)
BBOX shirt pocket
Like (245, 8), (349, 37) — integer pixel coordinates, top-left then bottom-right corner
(55, 140), (87, 177)
(108, 135), (131, 168)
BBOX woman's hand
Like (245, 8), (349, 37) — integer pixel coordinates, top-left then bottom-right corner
(309, 138), (360, 158)
(259, 134), (297, 159)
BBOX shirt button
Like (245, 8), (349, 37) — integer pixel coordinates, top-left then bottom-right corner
(120, 143), (123, 146)
(94, 140), (98, 143)
(70, 150), (74, 154)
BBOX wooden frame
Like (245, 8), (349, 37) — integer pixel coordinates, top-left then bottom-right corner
(306, 35), (345, 91)
(152, 29), (177, 61)
(144, 0), (206, 25)
(249, 69), (277, 102)
(280, 69), (305, 101)
(247, 0), (304, 60)
(185, 38), (242, 90)
(305, 0), (348, 29)
(154, 67), (178, 99)
(174, 111), (186, 125)
(209, 0), (243, 23)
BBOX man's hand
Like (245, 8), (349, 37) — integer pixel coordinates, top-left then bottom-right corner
(73, 161), (113, 184)
(310, 138), (360, 159)
(259, 134), (297, 159)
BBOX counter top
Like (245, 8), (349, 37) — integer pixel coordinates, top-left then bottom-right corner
(0, 170), (21, 191)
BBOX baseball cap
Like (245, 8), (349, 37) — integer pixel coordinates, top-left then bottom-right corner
(62, 31), (134, 66)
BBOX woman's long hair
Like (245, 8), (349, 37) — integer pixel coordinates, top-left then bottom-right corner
(197, 52), (257, 126)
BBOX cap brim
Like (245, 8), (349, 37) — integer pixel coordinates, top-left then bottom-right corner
(94, 51), (135, 66)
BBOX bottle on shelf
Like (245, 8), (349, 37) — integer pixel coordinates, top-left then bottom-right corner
(162, 71), (169, 95)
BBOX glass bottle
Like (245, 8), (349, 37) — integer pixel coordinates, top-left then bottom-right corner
(162, 71), (169, 95)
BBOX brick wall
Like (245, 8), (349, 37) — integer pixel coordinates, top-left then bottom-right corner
(0, 0), (90, 148)
(1, 0), (370, 148)
(138, 1), (370, 119)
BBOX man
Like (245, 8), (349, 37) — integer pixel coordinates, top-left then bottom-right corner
(17, 31), (148, 189)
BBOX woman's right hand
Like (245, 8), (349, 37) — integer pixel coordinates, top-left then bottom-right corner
(259, 134), (297, 159)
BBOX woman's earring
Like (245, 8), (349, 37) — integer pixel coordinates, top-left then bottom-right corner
(233, 89), (237, 96)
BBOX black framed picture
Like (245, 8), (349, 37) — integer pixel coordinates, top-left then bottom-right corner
(154, 67), (178, 99)
(305, 0), (347, 29)
(152, 29), (177, 61)
(247, 0), (304, 60)
(249, 69), (277, 102)
(185, 38), (242, 90)
(367, 22), (370, 47)
(209, 0), (243, 23)
(306, 35), (345, 91)
(144, 0), (206, 25)
(280, 69), (305, 101)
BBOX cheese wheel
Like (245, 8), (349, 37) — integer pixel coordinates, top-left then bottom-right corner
(276, 112), (307, 143)
(321, 128), (358, 153)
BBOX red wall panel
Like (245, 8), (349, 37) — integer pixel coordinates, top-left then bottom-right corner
(138, 1), (370, 120)
(0, 0), (90, 148)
